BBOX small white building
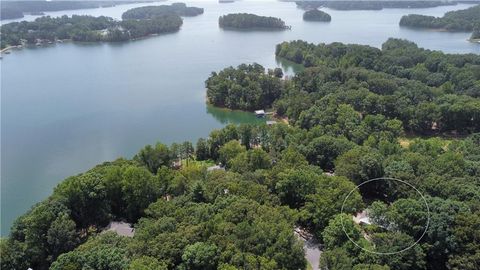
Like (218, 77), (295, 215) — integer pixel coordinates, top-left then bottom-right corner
(353, 210), (371, 225)
(104, 221), (134, 237)
(255, 110), (266, 117)
(324, 171), (335, 177)
(207, 165), (225, 172)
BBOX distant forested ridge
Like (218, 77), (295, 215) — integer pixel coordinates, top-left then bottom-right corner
(303, 9), (331, 22)
(295, 1), (457, 11)
(0, 3), (204, 49)
(0, 14), (182, 49)
(0, 1), (157, 20)
(219, 13), (289, 30)
(122, 2), (204, 20)
(400, 4), (480, 31)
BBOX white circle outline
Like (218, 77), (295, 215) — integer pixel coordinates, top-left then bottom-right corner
(340, 177), (430, 255)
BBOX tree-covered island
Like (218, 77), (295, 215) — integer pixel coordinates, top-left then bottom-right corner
(122, 2), (204, 20)
(0, 3), (203, 49)
(399, 4), (480, 32)
(219, 13), (290, 30)
(303, 9), (332, 22)
(1, 38), (480, 270)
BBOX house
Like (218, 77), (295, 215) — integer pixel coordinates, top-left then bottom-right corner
(255, 110), (266, 117)
(353, 210), (371, 225)
(324, 171), (335, 177)
(207, 164), (225, 172)
(104, 221), (134, 237)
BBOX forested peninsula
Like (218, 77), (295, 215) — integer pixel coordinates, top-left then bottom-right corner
(303, 9), (331, 22)
(399, 4), (480, 32)
(2, 38), (479, 270)
(219, 13), (290, 30)
(208, 39), (479, 134)
(0, 3), (203, 49)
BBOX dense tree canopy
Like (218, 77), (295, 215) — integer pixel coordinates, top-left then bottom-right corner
(400, 5), (480, 31)
(0, 13), (183, 49)
(0, 3), (205, 49)
(122, 3), (204, 20)
(274, 39), (480, 134)
(206, 63), (284, 110)
(303, 9), (331, 22)
(219, 13), (289, 30)
(1, 121), (479, 270)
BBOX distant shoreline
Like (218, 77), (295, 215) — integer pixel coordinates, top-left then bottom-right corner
(0, 0), (163, 21)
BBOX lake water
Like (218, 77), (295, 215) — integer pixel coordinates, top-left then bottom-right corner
(1, 0), (478, 235)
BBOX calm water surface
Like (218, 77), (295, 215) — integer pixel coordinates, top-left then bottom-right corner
(1, 0), (479, 235)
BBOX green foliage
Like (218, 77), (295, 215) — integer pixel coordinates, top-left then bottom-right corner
(0, 13), (184, 49)
(275, 168), (319, 208)
(368, 198), (429, 240)
(275, 39), (480, 133)
(195, 138), (210, 161)
(131, 196), (306, 269)
(219, 13), (288, 29)
(206, 63), (284, 110)
(371, 232), (426, 270)
(1, 168), (83, 267)
(121, 166), (163, 222)
(322, 213), (362, 251)
(319, 248), (353, 270)
(472, 25), (480, 40)
(353, 264), (390, 270)
(47, 213), (79, 262)
(134, 142), (172, 174)
(400, 5), (480, 31)
(54, 171), (112, 228)
(122, 3), (203, 20)
(181, 242), (219, 270)
(230, 148), (272, 173)
(219, 140), (246, 168)
(303, 9), (331, 22)
(50, 232), (130, 270)
(300, 176), (364, 239)
(129, 256), (168, 270)
(335, 146), (384, 185)
(304, 135), (356, 170)
(447, 211), (480, 270)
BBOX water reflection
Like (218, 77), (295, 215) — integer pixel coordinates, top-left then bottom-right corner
(206, 105), (266, 125)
